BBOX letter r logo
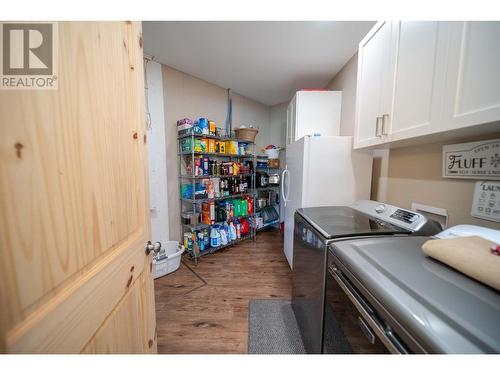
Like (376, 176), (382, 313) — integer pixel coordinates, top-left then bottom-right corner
(2, 23), (53, 75)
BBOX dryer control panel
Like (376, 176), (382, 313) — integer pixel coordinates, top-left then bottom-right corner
(351, 200), (428, 232)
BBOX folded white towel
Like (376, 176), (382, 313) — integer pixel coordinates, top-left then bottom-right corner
(422, 236), (500, 292)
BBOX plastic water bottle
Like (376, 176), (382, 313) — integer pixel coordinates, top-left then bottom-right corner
(220, 227), (228, 245)
(210, 226), (221, 248)
(229, 222), (237, 241)
(198, 231), (206, 251)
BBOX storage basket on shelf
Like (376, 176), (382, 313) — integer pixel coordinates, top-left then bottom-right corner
(264, 148), (279, 159)
(235, 127), (259, 142)
(261, 145), (281, 159)
(153, 241), (185, 279)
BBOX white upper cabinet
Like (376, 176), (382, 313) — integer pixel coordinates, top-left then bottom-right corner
(286, 90), (342, 145)
(442, 22), (500, 131)
(354, 21), (500, 150)
(388, 21), (450, 142)
(354, 21), (394, 148)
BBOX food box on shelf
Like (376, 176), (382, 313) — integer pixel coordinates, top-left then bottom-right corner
(177, 118), (195, 137)
(208, 139), (216, 153)
(226, 140), (239, 155)
(202, 202), (215, 225)
(218, 141), (226, 154)
(184, 155), (203, 176)
(257, 159), (268, 169)
(198, 139), (208, 152)
(177, 118), (193, 126)
(181, 138), (207, 153)
(212, 177), (221, 198)
(268, 159), (280, 168)
(181, 184), (191, 199)
(180, 138), (191, 152)
(208, 120), (217, 136)
(194, 184), (208, 199)
(196, 118), (209, 135)
(181, 183), (207, 200)
(204, 178), (221, 199)
(238, 142), (250, 155)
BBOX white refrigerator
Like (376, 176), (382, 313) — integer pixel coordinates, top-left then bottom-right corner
(281, 136), (373, 268)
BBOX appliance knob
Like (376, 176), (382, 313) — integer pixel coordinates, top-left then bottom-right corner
(375, 204), (386, 214)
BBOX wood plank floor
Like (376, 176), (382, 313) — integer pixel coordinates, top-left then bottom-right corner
(154, 229), (292, 354)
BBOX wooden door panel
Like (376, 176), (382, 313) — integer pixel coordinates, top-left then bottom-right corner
(0, 21), (155, 353)
(81, 270), (157, 354)
(6, 237), (148, 353)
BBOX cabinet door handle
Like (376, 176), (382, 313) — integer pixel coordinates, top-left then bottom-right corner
(375, 117), (383, 137)
(382, 114), (389, 136)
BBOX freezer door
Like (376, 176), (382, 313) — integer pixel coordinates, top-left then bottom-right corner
(291, 212), (328, 354)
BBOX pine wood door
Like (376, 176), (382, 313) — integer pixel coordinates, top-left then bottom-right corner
(0, 21), (157, 353)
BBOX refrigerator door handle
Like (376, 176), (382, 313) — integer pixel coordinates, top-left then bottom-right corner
(285, 169), (291, 205)
(281, 167), (289, 207)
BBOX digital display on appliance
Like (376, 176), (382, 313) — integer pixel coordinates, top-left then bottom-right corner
(390, 209), (417, 224)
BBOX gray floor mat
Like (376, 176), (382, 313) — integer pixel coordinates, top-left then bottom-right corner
(248, 299), (306, 354)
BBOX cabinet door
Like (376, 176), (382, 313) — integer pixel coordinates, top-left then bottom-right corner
(354, 22), (393, 149)
(443, 21), (500, 131)
(388, 22), (450, 142)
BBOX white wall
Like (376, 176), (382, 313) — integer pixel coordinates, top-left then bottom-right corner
(145, 59), (170, 245)
(269, 102), (287, 148)
(325, 53), (358, 136)
(232, 94), (271, 152)
(162, 65), (272, 240)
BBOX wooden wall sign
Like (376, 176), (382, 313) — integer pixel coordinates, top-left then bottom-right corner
(443, 139), (500, 180)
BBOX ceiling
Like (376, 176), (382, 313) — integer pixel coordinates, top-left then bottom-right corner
(142, 21), (375, 106)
